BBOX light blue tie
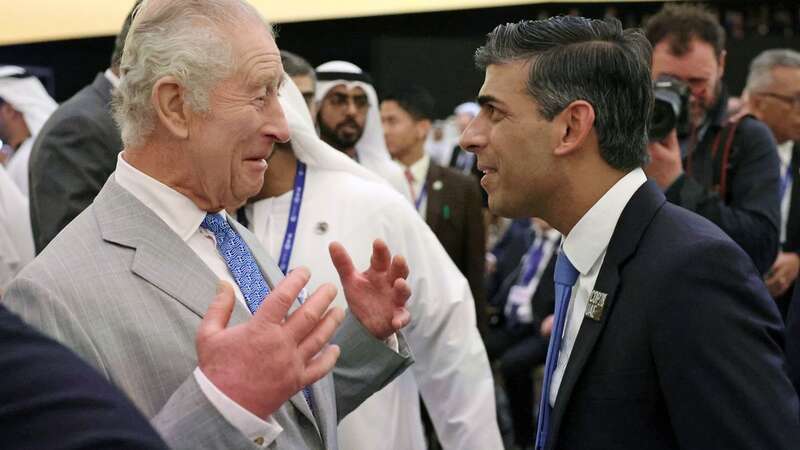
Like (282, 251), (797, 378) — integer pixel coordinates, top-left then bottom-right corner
(200, 213), (316, 412)
(535, 252), (579, 450)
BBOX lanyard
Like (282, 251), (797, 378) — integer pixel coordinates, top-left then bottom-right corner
(415, 184), (428, 211)
(278, 162), (307, 274)
(781, 164), (793, 201)
(517, 237), (547, 286)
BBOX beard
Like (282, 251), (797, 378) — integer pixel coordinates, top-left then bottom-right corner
(317, 114), (364, 152)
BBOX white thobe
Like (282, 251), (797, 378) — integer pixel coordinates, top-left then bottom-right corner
(247, 165), (503, 450)
(0, 164), (34, 290)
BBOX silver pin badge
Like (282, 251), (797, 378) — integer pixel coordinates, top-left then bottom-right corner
(314, 222), (329, 235)
(432, 180), (444, 191)
(585, 290), (607, 321)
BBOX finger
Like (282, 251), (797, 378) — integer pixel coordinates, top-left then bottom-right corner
(197, 282), (236, 345)
(388, 254), (409, 281)
(256, 267), (310, 325)
(297, 306), (345, 361)
(392, 278), (411, 307)
(285, 283), (338, 343)
(370, 239), (391, 273)
(300, 344), (341, 388)
(329, 242), (356, 283)
(391, 308), (411, 330)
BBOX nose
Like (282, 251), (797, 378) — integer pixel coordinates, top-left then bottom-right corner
(345, 99), (358, 117)
(458, 114), (486, 154)
(266, 100), (290, 144)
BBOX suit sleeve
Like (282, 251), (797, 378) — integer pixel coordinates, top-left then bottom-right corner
(331, 312), (413, 421)
(649, 238), (800, 450)
(2, 276), (264, 450)
(665, 119), (780, 274)
(29, 113), (119, 253)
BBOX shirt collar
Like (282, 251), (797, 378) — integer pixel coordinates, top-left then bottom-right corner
(104, 68), (120, 89)
(408, 153), (430, 184)
(562, 168), (648, 275)
(114, 152), (210, 241)
(778, 141), (794, 170)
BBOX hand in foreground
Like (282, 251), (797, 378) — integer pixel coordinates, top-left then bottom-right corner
(196, 270), (344, 419)
(645, 129), (684, 190)
(329, 240), (411, 340)
(765, 251), (800, 298)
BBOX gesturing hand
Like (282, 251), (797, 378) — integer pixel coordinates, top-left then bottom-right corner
(196, 269), (344, 419)
(329, 239), (412, 340)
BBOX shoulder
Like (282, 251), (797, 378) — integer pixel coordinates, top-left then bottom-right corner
(312, 168), (412, 211)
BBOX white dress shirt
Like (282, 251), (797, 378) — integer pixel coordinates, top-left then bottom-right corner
(549, 168), (648, 406)
(114, 153), (280, 447)
(247, 165), (503, 450)
(778, 141), (794, 244)
(402, 153), (431, 217)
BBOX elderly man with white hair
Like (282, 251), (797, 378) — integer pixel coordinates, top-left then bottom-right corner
(3, 1), (414, 449)
(0, 67), (57, 195)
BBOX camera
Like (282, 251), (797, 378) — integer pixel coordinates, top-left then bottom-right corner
(649, 75), (691, 142)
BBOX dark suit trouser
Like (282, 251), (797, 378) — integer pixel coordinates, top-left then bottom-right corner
(486, 327), (548, 447)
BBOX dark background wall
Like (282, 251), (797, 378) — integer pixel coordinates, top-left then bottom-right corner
(1, 1), (798, 119)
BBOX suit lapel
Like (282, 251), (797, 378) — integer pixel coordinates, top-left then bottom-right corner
(547, 181), (666, 449)
(425, 164), (444, 231)
(94, 178), (251, 325)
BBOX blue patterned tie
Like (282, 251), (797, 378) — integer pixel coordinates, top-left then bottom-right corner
(200, 213), (316, 413)
(535, 252), (579, 450)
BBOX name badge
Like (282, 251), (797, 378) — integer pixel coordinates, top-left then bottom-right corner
(585, 290), (607, 321)
(506, 285), (534, 324)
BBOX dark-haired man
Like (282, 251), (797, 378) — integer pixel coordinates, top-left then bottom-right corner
(381, 86), (488, 334)
(644, 4), (780, 275)
(460, 15), (799, 450)
(28, 0), (142, 253)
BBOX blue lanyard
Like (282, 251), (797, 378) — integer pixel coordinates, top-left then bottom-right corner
(278, 162), (307, 274)
(781, 165), (793, 201)
(415, 184), (428, 211)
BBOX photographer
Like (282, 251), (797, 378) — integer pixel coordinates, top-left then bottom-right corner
(644, 4), (780, 275)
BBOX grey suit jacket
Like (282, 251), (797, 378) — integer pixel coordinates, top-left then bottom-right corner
(4, 177), (412, 450)
(29, 73), (122, 254)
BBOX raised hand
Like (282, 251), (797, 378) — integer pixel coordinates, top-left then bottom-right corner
(196, 269), (344, 419)
(329, 239), (411, 340)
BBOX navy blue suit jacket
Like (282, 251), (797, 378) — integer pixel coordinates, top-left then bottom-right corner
(0, 304), (167, 450)
(546, 180), (799, 450)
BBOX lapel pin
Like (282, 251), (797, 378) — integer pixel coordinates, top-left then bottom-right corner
(314, 221), (329, 235)
(432, 180), (444, 191)
(585, 290), (607, 321)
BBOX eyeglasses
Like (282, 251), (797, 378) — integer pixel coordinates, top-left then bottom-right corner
(755, 92), (800, 110)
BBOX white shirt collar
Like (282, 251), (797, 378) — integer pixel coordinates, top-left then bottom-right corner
(407, 153), (430, 184)
(104, 68), (120, 89)
(114, 152), (212, 241)
(562, 168), (648, 275)
(778, 141), (794, 170)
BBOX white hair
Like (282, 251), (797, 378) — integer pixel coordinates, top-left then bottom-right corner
(112, 0), (272, 148)
(745, 48), (800, 94)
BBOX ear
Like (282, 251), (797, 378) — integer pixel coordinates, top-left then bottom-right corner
(151, 76), (190, 139)
(415, 119), (431, 141)
(717, 50), (727, 78)
(553, 100), (595, 157)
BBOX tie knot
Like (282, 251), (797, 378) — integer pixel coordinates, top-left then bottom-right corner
(554, 252), (579, 286)
(200, 213), (229, 235)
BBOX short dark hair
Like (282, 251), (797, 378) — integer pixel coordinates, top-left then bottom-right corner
(281, 50), (316, 81)
(644, 4), (725, 57)
(475, 16), (653, 171)
(110, 0), (142, 70)
(382, 86), (435, 121)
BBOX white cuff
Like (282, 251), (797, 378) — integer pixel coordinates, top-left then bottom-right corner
(193, 367), (282, 448)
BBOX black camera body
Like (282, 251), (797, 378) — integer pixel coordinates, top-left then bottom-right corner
(649, 75), (691, 142)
